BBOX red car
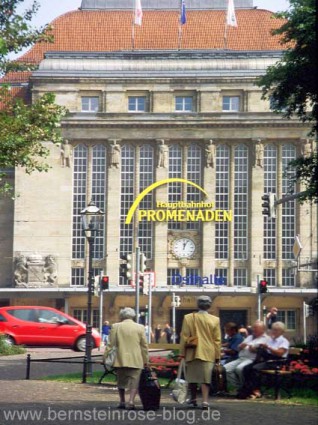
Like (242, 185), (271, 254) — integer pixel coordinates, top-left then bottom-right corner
(0, 306), (101, 351)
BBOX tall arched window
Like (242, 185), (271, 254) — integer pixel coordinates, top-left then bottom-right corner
(138, 145), (154, 259)
(168, 144), (182, 230)
(92, 145), (106, 260)
(72, 145), (88, 260)
(215, 145), (230, 259)
(120, 145), (135, 256)
(263, 144), (277, 260)
(187, 144), (202, 230)
(234, 145), (248, 260)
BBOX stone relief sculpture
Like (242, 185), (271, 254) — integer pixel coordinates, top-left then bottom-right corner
(205, 140), (215, 168)
(43, 255), (58, 285)
(13, 254), (58, 287)
(60, 140), (72, 167)
(301, 139), (312, 158)
(110, 140), (121, 168)
(157, 139), (169, 168)
(14, 255), (28, 287)
(254, 139), (264, 168)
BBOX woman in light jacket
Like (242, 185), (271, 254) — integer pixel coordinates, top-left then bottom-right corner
(180, 295), (221, 409)
(108, 307), (148, 410)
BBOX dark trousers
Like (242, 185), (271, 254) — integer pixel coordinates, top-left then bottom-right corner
(242, 360), (281, 395)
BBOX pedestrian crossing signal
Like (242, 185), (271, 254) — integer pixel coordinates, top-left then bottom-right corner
(260, 279), (268, 293)
(100, 275), (109, 290)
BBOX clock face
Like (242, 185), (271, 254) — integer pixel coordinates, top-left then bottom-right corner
(173, 238), (196, 259)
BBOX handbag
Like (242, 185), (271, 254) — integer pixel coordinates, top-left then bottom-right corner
(185, 313), (198, 348)
(210, 362), (227, 394)
(171, 359), (188, 404)
(103, 327), (118, 371)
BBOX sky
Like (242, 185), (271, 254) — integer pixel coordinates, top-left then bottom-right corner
(18, 0), (290, 28)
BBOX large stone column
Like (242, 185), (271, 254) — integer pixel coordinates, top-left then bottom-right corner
(106, 139), (122, 286)
(153, 139), (169, 287)
(202, 139), (216, 277)
(249, 139), (265, 288)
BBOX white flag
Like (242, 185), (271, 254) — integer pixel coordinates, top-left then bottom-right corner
(227, 0), (237, 27)
(135, 0), (143, 26)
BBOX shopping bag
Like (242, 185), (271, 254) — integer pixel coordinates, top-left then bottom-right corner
(171, 359), (188, 404)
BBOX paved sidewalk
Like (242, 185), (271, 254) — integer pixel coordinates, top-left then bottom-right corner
(0, 380), (317, 425)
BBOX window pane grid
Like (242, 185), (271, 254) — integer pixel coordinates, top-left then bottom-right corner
(215, 145), (230, 259)
(277, 310), (296, 330)
(128, 96), (146, 112)
(215, 268), (228, 285)
(168, 145), (182, 230)
(222, 96), (240, 112)
(71, 268), (85, 286)
(175, 96), (193, 112)
(234, 269), (247, 286)
(187, 144), (202, 230)
(263, 145), (277, 259)
(72, 145), (88, 259)
(234, 145), (248, 260)
(138, 145), (154, 259)
(282, 268), (296, 287)
(92, 145), (106, 260)
(167, 268), (180, 286)
(263, 268), (276, 286)
(282, 145), (296, 260)
(120, 145), (135, 256)
(81, 97), (99, 112)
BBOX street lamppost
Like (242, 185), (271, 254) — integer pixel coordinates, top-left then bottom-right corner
(80, 200), (104, 383)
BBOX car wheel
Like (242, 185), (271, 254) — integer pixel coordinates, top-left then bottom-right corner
(75, 336), (86, 352)
(4, 335), (15, 346)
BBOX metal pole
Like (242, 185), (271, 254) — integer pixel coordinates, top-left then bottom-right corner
(148, 276), (152, 343)
(172, 292), (176, 343)
(83, 236), (94, 380)
(135, 246), (140, 322)
(303, 301), (307, 345)
(257, 274), (261, 320)
(275, 190), (308, 205)
(26, 354), (31, 380)
(98, 272), (103, 351)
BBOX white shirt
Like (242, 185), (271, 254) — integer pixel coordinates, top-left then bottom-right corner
(268, 335), (290, 358)
(239, 334), (269, 360)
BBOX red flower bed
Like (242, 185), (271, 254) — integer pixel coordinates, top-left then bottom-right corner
(285, 360), (318, 375)
(149, 355), (180, 378)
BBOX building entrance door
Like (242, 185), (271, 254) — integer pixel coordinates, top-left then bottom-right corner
(219, 310), (248, 335)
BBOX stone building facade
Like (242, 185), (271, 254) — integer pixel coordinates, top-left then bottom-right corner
(0, 0), (317, 339)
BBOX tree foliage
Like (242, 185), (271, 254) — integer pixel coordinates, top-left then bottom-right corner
(257, 0), (317, 202)
(0, 1), (67, 195)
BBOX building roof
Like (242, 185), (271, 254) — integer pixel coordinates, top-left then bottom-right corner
(19, 9), (284, 67)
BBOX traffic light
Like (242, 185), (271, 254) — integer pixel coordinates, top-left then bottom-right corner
(259, 279), (268, 294)
(304, 304), (313, 317)
(262, 194), (270, 216)
(100, 275), (109, 291)
(93, 275), (100, 296)
(175, 295), (181, 307)
(120, 253), (134, 284)
(262, 192), (277, 219)
(140, 252), (147, 272)
(139, 274), (144, 294)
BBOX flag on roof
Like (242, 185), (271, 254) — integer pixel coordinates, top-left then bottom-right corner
(135, 0), (143, 26)
(227, 0), (238, 27)
(180, 0), (186, 25)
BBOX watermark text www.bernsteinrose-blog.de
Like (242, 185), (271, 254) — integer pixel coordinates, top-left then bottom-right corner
(1, 406), (221, 424)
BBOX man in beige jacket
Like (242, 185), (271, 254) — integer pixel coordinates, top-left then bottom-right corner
(109, 307), (148, 409)
(180, 295), (221, 409)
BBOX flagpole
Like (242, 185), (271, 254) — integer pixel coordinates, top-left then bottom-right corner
(132, 0), (135, 50)
(224, 0), (229, 49)
(178, 0), (182, 50)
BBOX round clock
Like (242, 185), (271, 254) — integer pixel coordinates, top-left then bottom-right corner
(172, 238), (196, 259)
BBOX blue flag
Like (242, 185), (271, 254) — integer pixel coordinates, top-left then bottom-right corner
(180, 0), (186, 25)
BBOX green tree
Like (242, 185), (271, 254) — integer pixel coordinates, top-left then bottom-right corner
(0, 0), (67, 195)
(257, 0), (317, 202)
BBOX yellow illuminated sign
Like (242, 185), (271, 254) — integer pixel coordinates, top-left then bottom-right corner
(125, 178), (232, 224)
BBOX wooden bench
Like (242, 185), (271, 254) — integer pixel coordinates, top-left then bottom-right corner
(260, 347), (303, 400)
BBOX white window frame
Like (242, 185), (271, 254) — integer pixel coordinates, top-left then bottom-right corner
(81, 96), (99, 112)
(222, 95), (240, 112)
(128, 96), (147, 112)
(175, 96), (194, 112)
